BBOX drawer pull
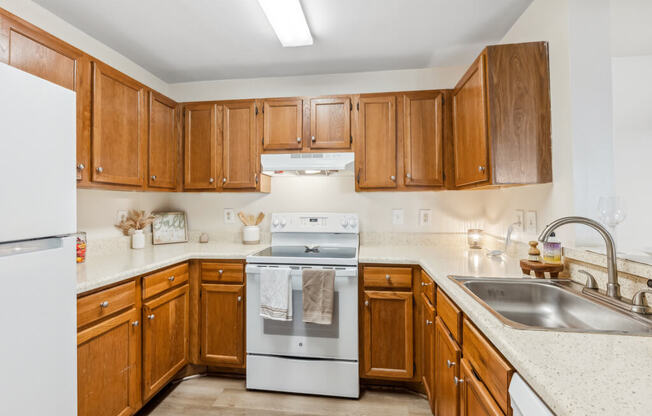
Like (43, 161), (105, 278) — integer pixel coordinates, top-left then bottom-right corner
(385, 274), (390, 280)
(447, 360), (455, 368)
(218, 269), (224, 275)
(168, 275), (175, 282)
(132, 321), (139, 327)
(454, 376), (464, 385)
(147, 314), (155, 320)
(99, 301), (109, 308)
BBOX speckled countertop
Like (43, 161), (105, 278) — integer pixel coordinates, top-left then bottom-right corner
(77, 242), (652, 416)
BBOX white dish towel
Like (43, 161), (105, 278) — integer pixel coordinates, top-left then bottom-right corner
(259, 267), (293, 321)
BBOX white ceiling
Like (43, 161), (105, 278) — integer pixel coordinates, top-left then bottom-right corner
(34, 0), (533, 83)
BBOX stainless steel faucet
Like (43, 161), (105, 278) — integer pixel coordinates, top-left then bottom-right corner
(539, 216), (621, 299)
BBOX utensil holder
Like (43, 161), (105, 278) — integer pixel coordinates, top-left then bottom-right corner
(243, 226), (260, 245)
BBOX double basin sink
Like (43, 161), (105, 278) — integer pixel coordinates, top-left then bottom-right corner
(450, 276), (652, 336)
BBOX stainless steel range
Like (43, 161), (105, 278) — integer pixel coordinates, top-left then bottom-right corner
(245, 212), (359, 398)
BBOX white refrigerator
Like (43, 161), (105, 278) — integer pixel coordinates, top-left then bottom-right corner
(0, 62), (77, 415)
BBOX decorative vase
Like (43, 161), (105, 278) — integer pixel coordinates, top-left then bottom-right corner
(132, 229), (145, 249)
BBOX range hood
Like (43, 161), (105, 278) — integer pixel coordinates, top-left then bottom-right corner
(261, 152), (354, 176)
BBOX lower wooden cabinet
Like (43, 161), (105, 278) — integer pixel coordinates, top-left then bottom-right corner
(434, 317), (461, 416)
(362, 290), (413, 379)
(460, 358), (505, 416)
(421, 293), (435, 409)
(142, 285), (189, 401)
(200, 283), (245, 367)
(77, 308), (140, 416)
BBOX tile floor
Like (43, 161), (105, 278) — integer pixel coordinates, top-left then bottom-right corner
(138, 376), (431, 416)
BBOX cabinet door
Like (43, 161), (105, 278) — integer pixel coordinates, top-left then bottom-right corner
(263, 99), (303, 150)
(184, 103), (218, 189)
(460, 358), (505, 416)
(403, 92), (444, 187)
(310, 97), (351, 149)
(434, 317), (461, 416)
(200, 284), (244, 367)
(357, 95), (397, 189)
(421, 294), (435, 407)
(142, 285), (189, 401)
(91, 62), (146, 186)
(148, 91), (178, 190)
(223, 101), (258, 189)
(77, 308), (140, 416)
(363, 290), (413, 379)
(453, 53), (490, 187)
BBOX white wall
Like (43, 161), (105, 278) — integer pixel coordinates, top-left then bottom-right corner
(0, 0), (169, 94)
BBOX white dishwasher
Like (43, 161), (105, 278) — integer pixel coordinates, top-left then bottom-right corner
(509, 374), (554, 416)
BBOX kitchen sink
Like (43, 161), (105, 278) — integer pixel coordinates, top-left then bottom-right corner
(450, 277), (652, 336)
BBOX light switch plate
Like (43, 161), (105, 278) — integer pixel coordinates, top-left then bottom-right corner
(419, 209), (432, 226)
(515, 210), (525, 231)
(392, 209), (404, 225)
(525, 210), (538, 234)
(224, 208), (235, 224)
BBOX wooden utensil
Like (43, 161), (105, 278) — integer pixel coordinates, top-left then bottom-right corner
(237, 211), (248, 226)
(247, 215), (255, 226)
(255, 212), (265, 225)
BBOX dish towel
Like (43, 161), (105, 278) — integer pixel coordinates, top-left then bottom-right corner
(259, 267), (293, 321)
(302, 268), (335, 325)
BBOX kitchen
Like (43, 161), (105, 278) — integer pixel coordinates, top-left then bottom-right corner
(1, 0), (651, 415)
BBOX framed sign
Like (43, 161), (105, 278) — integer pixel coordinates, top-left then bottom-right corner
(152, 211), (188, 245)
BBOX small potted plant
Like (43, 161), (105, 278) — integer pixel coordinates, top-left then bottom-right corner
(116, 210), (155, 249)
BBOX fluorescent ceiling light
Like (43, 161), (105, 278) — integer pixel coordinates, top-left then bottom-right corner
(258, 0), (313, 47)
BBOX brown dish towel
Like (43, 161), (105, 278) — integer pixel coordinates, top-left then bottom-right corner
(302, 268), (335, 325)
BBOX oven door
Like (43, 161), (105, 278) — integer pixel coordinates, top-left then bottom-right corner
(245, 264), (358, 361)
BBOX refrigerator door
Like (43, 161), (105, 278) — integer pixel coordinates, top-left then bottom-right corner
(0, 62), (76, 243)
(0, 236), (77, 415)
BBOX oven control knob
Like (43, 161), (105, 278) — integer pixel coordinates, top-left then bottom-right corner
(272, 218), (279, 227)
(280, 218), (287, 227)
(341, 218), (348, 228)
(347, 218), (357, 228)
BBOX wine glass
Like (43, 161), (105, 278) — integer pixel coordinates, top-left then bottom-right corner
(597, 196), (627, 238)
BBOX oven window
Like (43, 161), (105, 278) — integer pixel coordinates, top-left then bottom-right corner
(263, 291), (340, 338)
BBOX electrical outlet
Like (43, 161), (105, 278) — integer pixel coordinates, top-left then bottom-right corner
(525, 210), (538, 234)
(392, 209), (404, 225)
(419, 209), (432, 226)
(515, 210), (525, 231)
(116, 210), (128, 225)
(224, 208), (235, 224)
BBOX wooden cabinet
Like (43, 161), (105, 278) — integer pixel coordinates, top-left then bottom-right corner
(148, 91), (178, 190)
(403, 91), (444, 187)
(434, 317), (461, 416)
(184, 103), (219, 190)
(421, 293), (435, 409)
(263, 98), (303, 150)
(356, 95), (397, 189)
(91, 61), (147, 186)
(77, 308), (140, 416)
(200, 283), (245, 367)
(362, 290), (413, 379)
(310, 97), (351, 149)
(460, 358), (505, 416)
(222, 100), (258, 189)
(453, 42), (551, 188)
(142, 285), (189, 401)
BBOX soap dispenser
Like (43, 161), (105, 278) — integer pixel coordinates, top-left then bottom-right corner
(543, 232), (562, 264)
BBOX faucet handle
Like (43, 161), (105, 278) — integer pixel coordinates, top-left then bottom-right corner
(578, 270), (599, 290)
(631, 289), (652, 314)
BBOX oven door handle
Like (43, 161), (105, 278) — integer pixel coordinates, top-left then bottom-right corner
(245, 265), (358, 278)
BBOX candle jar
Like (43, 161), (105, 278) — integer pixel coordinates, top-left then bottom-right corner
(467, 229), (484, 249)
(76, 232), (87, 263)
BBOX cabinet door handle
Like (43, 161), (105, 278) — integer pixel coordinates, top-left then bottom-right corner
(151, 175), (156, 181)
(421, 282), (432, 287)
(311, 136), (316, 142)
(96, 166), (103, 173)
(426, 319), (433, 325)
(237, 296), (242, 302)
(454, 376), (464, 385)
(296, 137), (302, 143)
(132, 321), (139, 327)
(390, 175), (396, 181)
(209, 177), (215, 183)
(447, 360), (455, 368)
(255, 174), (259, 184)
(222, 177), (227, 184)
(478, 166), (486, 173)
(147, 314), (155, 320)
(406, 173), (411, 179)
(168, 275), (175, 282)
(365, 300), (369, 306)
(77, 163), (85, 170)
(99, 301), (109, 308)
(356, 169), (361, 184)
(385, 274), (391, 280)
(218, 269), (224, 275)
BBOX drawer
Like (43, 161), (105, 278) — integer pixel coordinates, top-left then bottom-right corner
(462, 318), (514, 414)
(420, 270), (435, 304)
(142, 262), (189, 299)
(363, 266), (412, 289)
(77, 280), (136, 328)
(202, 262), (244, 283)
(436, 288), (462, 343)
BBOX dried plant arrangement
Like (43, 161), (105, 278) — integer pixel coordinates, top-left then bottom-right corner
(115, 209), (155, 236)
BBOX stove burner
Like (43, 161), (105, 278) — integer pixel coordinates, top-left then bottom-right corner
(304, 245), (320, 253)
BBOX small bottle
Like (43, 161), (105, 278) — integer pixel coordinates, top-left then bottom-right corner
(543, 232), (562, 264)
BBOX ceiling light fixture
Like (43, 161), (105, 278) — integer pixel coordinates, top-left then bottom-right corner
(257, 0), (313, 47)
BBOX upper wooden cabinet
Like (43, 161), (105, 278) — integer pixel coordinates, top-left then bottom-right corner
(356, 95), (397, 189)
(223, 100), (258, 189)
(403, 91), (444, 187)
(310, 97), (351, 149)
(263, 98), (303, 150)
(91, 61), (147, 186)
(453, 42), (551, 188)
(148, 91), (178, 190)
(184, 103), (219, 190)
